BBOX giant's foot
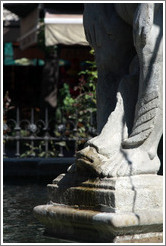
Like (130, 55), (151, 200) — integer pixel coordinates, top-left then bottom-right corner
(73, 145), (160, 177)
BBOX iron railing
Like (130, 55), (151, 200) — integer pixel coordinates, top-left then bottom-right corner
(3, 107), (97, 158)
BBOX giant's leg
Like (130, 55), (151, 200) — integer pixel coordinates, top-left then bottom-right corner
(83, 4), (136, 134)
(112, 3), (164, 177)
(70, 3), (163, 177)
(123, 3), (163, 159)
(69, 3), (137, 175)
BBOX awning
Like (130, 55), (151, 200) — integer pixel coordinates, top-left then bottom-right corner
(44, 12), (88, 46)
(18, 7), (39, 50)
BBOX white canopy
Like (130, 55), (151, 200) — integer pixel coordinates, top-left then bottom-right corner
(44, 12), (88, 46)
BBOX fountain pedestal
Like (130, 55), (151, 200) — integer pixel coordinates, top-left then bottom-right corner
(33, 173), (163, 243)
(33, 2), (163, 242)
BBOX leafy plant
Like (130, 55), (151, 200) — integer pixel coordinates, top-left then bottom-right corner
(59, 83), (75, 110)
(20, 141), (57, 158)
(55, 49), (97, 150)
(4, 49), (98, 157)
(3, 91), (15, 135)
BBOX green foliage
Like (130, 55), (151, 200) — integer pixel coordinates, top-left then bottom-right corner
(59, 83), (75, 110)
(20, 141), (57, 158)
(3, 91), (15, 119)
(3, 91), (15, 136)
(37, 19), (97, 148)
(56, 49), (97, 149)
(4, 49), (98, 157)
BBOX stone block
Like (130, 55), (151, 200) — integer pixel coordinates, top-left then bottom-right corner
(34, 173), (163, 243)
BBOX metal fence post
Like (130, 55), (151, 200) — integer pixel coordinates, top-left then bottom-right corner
(3, 106), (97, 158)
(3, 140), (6, 157)
(15, 107), (21, 157)
(44, 107), (49, 156)
(73, 109), (78, 155)
(29, 108), (36, 157)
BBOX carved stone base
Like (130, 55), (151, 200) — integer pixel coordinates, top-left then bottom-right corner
(114, 232), (163, 243)
(33, 173), (163, 243)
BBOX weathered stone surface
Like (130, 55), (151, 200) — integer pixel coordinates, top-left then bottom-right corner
(114, 232), (163, 243)
(75, 3), (163, 178)
(34, 173), (163, 243)
(34, 203), (163, 243)
(34, 3), (163, 243)
(47, 173), (163, 213)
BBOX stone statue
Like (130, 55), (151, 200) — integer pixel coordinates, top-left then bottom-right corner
(70, 3), (163, 178)
(34, 4), (163, 242)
